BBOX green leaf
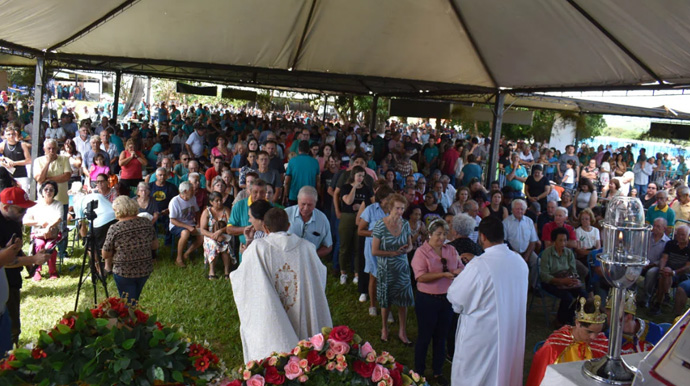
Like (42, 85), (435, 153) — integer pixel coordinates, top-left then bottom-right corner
(122, 338), (136, 350)
(38, 379), (50, 386)
(164, 346), (178, 356)
(39, 331), (54, 345)
(95, 318), (109, 327)
(152, 329), (165, 340)
(148, 336), (159, 347)
(56, 323), (72, 334)
(73, 333), (83, 348)
(13, 348), (31, 360)
(26, 364), (42, 371)
(51, 361), (64, 371)
(153, 366), (164, 381)
(172, 370), (183, 382)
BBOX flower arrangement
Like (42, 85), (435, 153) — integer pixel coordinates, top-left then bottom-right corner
(0, 297), (226, 385)
(228, 325), (427, 386)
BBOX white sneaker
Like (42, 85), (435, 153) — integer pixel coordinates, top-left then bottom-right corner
(352, 276), (359, 285)
(387, 313), (394, 324)
(339, 274), (347, 285)
(358, 293), (367, 302)
(368, 307), (377, 316)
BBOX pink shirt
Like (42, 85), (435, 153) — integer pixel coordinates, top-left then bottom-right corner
(411, 242), (463, 295)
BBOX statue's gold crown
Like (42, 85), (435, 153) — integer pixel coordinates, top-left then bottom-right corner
(576, 295), (607, 324)
(605, 289), (637, 315)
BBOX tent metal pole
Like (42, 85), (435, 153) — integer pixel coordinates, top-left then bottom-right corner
(112, 71), (121, 124)
(322, 94), (328, 122)
(486, 92), (505, 187)
(146, 76), (152, 110)
(29, 55), (46, 200)
(370, 94), (379, 131)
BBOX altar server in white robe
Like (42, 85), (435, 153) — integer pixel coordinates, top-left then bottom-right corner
(230, 207), (333, 363)
(446, 216), (528, 386)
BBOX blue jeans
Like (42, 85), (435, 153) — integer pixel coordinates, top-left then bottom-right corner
(635, 184), (647, 197)
(113, 274), (149, 303)
(414, 292), (453, 376)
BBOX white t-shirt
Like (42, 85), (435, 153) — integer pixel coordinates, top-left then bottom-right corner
(168, 195), (199, 229)
(185, 131), (205, 158)
(563, 169), (575, 184)
(576, 226), (600, 249)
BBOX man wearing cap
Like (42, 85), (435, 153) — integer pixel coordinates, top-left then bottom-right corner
(0, 187), (51, 355)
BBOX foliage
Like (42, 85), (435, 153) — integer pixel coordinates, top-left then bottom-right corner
(229, 325), (426, 386)
(5, 67), (35, 89)
(0, 297), (226, 386)
(328, 95), (388, 128)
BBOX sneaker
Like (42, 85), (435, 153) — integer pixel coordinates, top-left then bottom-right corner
(49, 274), (58, 280)
(387, 313), (394, 324)
(358, 293), (367, 302)
(369, 307), (377, 316)
(339, 274), (347, 285)
(32, 270), (42, 282)
(352, 276), (359, 285)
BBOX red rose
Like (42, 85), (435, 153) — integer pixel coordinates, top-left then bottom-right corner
(0, 355), (16, 370)
(390, 367), (402, 386)
(329, 326), (355, 342)
(31, 347), (47, 359)
(394, 362), (403, 372)
(59, 317), (75, 329)
(264, 366), (285, 385)
(226, 380), (242, 386)
(90, 308), (103, 318)
(134, 309), (149, 324)
(195, 356), (210, 372)
(155, 321), (164, 330)
(352, 360), (376, 378)
(306, 350), (326, 367)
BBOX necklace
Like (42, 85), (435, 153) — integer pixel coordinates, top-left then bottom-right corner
(6, 142), (17, 152)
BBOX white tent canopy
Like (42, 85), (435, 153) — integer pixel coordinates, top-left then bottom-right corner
(2, 0), (690, 94)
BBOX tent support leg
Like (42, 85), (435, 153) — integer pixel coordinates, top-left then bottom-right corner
(486, 92), (505, 187)
(29, 55), (46, 200)
(370, 94), (379, 131)
(112, 71), (122, 124)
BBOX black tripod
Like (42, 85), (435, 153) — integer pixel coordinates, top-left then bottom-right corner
(74, 206), (109, 311)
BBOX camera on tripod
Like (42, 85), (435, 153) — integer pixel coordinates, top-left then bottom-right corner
(85, 199), (98, 221)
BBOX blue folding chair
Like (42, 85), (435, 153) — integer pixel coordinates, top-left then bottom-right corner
(528, 253), (560, 328)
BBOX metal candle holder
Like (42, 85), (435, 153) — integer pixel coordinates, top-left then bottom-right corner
(583, 196), (650, 385)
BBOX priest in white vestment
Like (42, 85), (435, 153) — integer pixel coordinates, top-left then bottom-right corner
(230, 207), (333, 363)
(447, 216), (528, 386)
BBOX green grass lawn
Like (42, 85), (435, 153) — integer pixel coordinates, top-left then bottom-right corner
(16, 241), (681, 383)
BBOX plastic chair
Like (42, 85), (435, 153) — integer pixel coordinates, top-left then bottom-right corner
(528, 253), (560, 328)
(658, 323), (672, 336)
(533, 340), (545, 354)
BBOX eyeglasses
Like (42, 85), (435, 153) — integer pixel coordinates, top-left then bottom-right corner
(440, 257), (449, 273)
(181, 158), (189, 161)
(96, 179), (108, 183)
(43, 188), (55, 193)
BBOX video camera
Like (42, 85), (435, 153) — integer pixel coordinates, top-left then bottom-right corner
(85, 199), (98, 221)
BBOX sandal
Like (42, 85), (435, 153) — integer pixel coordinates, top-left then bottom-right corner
(224, 274), (230, 280)
(208, 275), (218, 280)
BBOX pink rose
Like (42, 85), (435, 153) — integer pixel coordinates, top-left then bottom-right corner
(366, 352), (376, 363)
(268, 356), (278, 366)
(298, 375), (309, 383)
(243, 370), (252, 380)
(326, 349), (336, 359)
(284, 356), (304, 380)
(377, 381), (387, 386)
(335, 363), (347, 372)
(326, 362), (336, 371)
(372, 364), (389, 383)
(310, 333), (325, 351)
(328, 339), (350, 355)
(299, 358), (309, 369)
(360, 341), (374, 358)
(291, 347), (301, 356)
(247, 374), (265, 386)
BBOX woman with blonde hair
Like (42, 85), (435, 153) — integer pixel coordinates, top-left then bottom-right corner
(102, 196), (158, 303)
(372, 193), (414, 345)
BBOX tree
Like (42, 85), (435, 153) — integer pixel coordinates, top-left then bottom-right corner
(6, 67), (35, 88)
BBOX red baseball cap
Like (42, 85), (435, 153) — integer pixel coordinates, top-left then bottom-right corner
(0, 187), (36, 209)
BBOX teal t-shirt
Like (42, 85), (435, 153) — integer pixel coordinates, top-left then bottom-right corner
(505, 165), (528, 192)
(424, 146), (439, 164)
(286, 154), (320, 200)
(229, 198), (250, 248)
(647, 205), (675, 226)
(110, 134), (124, 153)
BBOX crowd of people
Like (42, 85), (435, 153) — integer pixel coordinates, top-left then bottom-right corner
(0, 95), (688, 385)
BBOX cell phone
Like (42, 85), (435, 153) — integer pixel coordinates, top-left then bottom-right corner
(9, 233), (19, 244)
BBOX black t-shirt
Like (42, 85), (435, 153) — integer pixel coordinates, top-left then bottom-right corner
(150, 182), (178, 213)
(420, 204), (446, 227)
(0, 212), (23, 289)
(663, 240), (690, 271)
(321, 169), (336, 214)
(339, 184), (373, 213)
(526, 175), (549, 211)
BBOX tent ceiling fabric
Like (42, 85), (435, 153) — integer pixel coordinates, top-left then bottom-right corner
(1, 0), (690, 94)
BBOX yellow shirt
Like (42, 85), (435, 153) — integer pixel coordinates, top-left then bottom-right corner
(671, 200), (690, 224)
(33, 155), (72, 205)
